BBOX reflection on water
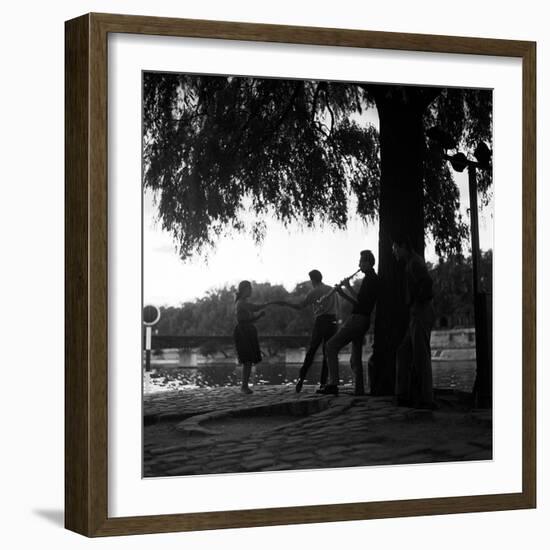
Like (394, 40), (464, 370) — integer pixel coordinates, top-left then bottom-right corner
(145, 361), (477, 394)
(432, 360), (476, 391)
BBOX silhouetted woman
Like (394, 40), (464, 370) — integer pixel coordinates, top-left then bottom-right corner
(233, 281), (266, 394)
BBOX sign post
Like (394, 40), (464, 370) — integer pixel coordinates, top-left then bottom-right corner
(143, 304), (161, 373)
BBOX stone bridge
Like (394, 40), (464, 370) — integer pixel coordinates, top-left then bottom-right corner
(151, 334), (314, 350)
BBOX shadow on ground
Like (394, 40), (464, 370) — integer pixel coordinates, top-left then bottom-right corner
(33, 509), (64, 527)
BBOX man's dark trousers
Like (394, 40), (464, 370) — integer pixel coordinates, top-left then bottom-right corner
(299, 314), (338, 385)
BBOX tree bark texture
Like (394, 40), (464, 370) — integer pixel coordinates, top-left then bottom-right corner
(370, 90), (426, 396)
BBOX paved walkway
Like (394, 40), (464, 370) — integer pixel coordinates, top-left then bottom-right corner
(143, 385), (492, 477)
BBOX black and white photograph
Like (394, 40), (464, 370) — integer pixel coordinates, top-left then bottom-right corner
(141, 72), (494, 477)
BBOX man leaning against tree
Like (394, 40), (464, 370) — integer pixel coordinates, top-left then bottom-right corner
(392, 238), (436, 409)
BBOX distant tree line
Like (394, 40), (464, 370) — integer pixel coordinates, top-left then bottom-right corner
(154, 251), (492, 340)
(430, 250), (492, 328)
(156, 281), (318, 338)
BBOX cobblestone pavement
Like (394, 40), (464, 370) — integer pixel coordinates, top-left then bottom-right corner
(143, 385), (492, 477)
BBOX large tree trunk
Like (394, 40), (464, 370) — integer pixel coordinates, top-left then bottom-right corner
(369, 89), (427, 396)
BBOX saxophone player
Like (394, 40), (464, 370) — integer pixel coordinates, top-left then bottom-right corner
(318, 250), (379, 396)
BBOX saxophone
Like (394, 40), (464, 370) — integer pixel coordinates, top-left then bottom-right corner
(317, 269), (361, 305)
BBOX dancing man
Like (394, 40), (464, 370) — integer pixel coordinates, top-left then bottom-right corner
(319, 250), (379, 396)
(270, 270), (338, 393)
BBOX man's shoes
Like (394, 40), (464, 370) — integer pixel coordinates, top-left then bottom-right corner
(315, 384), (326, 394)
(316, 384), (338, 396)
(295, 378), (304, 393)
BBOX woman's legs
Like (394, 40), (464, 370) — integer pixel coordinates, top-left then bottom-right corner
(241, 362), (253, 393)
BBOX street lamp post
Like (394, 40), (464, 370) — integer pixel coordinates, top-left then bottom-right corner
(427, 129), (492, 408)
(467, 164), (481, 298)
(465, 163), (492, 409)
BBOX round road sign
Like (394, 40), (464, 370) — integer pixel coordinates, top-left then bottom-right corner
(143, 304), (161, 326)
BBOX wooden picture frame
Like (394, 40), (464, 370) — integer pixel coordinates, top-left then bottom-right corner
(65, 12), (536, 537)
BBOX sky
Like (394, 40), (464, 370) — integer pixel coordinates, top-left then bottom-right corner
(143, 168), (494, 306)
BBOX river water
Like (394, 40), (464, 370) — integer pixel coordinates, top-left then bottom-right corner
(145, 360), (476, 394)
